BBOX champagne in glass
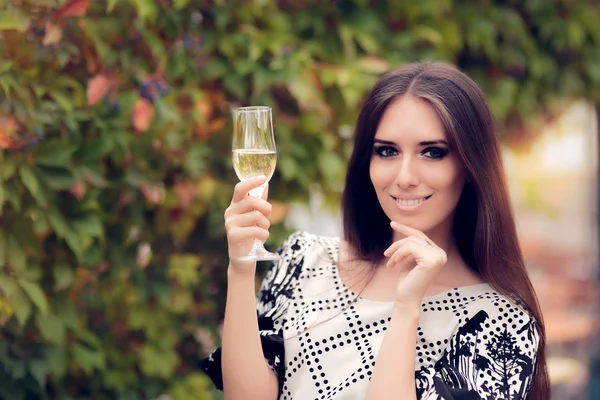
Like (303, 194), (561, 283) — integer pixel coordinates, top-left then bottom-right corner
(232, 106), (282, 262)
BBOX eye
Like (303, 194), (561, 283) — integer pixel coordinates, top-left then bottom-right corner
(374, 146), (398, 158)
(422, 147), (449, 160)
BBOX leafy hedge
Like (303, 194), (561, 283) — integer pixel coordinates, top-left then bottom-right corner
(0, 0), (599, 399)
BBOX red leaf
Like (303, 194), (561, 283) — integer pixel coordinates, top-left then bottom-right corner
(132, 98), (155, 133)
(54, 0), (90, 19)
(87, 74), (110, 105)
(0, 117), (20, 149)
(69, 182), (87, 200)
(140, 184), (164, 205)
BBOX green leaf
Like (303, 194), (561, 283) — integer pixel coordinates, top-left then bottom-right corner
(184, 144), (209, 176)
(131, 0), (158, 22)
(46, 209), (70, 239)
(45, 346), (68, 379)
(0, 182), (5, 211)
(36, 313), (66, 345)
(167, 254), (200, 286)
(0, 231), (6, 268)
(55, 299), (77, 329)
(79, 135), (114, 164)
(72, 214), (104, 239)
(0, 275), (18, 297)
(50, 91), (74, 113)
(28, 358), (49, 388)
(72, 343), (105, 374)
(0, 9), (30, 32)
(10, 288), (32, 326)
(17, 279), (48, 315)
(0, 60), (13, 74)
(35, 139), (76, 167)
(173, 0), (190, 9)
(36, 167), (76, 190)
(18, 166), (48, 207)
(139, 344), (179, 378)
(7, 235), (26, 273)
(318, 152), (344, 185)
(79, 166), (108, 187)
(107, 0), (120, 12)
(0, 158), (17, 179)
(53, 263), (74, 292)
(3, 181), (21, 211)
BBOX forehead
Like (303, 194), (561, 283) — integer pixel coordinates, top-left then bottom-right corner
(375, 95), (447, 142)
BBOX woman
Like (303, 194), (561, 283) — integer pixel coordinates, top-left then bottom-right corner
(200, 62), (550, 400)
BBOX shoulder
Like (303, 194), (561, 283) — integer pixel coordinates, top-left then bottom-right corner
(277, 230), (340, 261)
(256, 230), (339, 312)
(449, 285), (541, 348)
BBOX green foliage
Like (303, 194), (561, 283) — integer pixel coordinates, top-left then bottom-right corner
(0, 0), (599, 398)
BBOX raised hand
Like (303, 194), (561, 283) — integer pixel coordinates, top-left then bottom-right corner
(224, 175), (272, 274)
(384, 221), (448, 308)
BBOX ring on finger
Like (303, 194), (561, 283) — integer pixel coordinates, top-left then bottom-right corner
(423, 240), (432, 248)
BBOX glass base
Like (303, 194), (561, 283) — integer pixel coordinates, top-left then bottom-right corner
(235, 238), (282, 262)
(236, 249), (282, 262)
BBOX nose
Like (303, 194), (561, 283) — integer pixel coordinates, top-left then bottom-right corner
(394, 157), (419, 188)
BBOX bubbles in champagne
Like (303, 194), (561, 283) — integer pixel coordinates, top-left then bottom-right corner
(232, 149), (277, 181)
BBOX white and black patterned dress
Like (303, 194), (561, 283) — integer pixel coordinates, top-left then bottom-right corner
(200, 231), (540, 399)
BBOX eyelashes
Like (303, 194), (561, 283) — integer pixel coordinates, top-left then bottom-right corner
(422, 147), (449, 159)
(373, 145), (449, 160)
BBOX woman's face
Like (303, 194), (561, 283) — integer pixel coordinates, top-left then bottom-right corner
(369, 95), (467, 238)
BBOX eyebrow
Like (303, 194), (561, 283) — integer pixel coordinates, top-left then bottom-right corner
(373, 139), (449, 146)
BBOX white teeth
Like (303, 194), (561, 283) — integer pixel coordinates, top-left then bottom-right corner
(396, 197), (426, 206)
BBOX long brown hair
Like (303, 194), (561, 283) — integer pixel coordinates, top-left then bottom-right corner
(341, 62), (549, 399)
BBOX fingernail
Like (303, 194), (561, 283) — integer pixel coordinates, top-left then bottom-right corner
(258, 175), (267, 182)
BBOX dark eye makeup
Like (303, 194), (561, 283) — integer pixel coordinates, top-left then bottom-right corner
(372, 145), (449, 160)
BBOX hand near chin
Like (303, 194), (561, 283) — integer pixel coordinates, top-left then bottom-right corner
(384, 221), (448, 308)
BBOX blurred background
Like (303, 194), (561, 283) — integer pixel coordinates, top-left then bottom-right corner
(0, 0), (599, 399)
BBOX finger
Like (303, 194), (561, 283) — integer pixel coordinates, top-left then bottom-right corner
(228, 226), (270, 243)
(390, 221), (437, 246)
(232, 175), (268, 202)
(225, 196), (272, 219)
(383, 236), (412, 257)
(386, 238), (423, 268)
(390, 221), (425, 238)
(225, 211), (270, 233)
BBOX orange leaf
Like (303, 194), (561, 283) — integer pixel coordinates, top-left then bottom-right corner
(207, 117), (226, 135)
(269, 201), (289, 224)
(196, 98), (213, 121)
(87, 73), (110, 105)
(54, 0), (90, 19)
(132, 98), (155, 133)
(0, 117), (19, 149)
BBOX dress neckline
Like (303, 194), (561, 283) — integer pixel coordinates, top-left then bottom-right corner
(327, 236), (492, 305)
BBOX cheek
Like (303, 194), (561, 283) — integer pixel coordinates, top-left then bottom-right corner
(425, 164), (465, 194)
(369, 161), (394, 191)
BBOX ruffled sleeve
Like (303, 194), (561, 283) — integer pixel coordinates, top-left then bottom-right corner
(199, 231), (307, 394)
(416, 304), (541, 400)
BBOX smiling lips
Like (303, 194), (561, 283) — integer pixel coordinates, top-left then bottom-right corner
(392, 195), (433, 208)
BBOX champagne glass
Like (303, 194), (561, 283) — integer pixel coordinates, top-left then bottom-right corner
(232, 106), (282, 262)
